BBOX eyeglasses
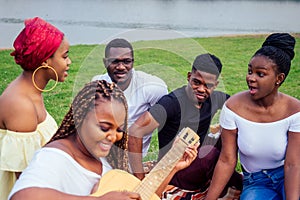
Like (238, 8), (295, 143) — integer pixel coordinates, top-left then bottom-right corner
(106, 58), (134, 66)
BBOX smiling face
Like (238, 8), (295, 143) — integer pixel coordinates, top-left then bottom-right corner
(186, 69), (218, 106)
(47, 37), (71, 82)
(246, 55), (284, 100)
(104, 47), (134, 90)
(78, 98), (126, 159)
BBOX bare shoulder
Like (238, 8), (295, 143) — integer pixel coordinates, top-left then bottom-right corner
(0, 92), (38, 131)
(46, 139), (73, 156)
(225, 91), (249, 111)
(282, 93), (300, 114)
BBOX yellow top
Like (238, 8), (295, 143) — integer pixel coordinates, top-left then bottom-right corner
(0, 112), (57, 200)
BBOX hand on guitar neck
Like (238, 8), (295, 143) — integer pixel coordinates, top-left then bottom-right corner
(91, 127), (200, 200)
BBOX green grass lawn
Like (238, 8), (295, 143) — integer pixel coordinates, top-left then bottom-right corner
(1, 34), (300, 167)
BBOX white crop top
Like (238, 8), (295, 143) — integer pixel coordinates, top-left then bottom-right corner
(220, 104), (300, 173)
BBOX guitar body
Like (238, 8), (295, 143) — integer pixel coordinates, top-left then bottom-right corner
(91, 127), (199, 200)
(91, 169), (160, 200)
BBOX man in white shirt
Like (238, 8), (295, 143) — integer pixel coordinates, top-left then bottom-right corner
(92, 38), (168, 157)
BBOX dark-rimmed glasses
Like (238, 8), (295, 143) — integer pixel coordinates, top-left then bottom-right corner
(106, 58), (134, 66)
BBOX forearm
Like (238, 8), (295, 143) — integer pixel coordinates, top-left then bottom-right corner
(155, 167), (178, 197)
(155, 142), (199, 198)
(128, 111), (159, 180)
(10, 188), (97, 200)
(128, 135), (145, 180)
(284, 164), (300, 200)
(11, 188), (141, 200)
(205, 159), (236, 200)
(284, 131), (300, 200)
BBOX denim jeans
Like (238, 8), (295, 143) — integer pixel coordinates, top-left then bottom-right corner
(241, 165), (285, 200)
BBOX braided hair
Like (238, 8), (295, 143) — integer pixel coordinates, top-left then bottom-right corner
(48, 80), (129, 171)
(253, 33), (296, 85)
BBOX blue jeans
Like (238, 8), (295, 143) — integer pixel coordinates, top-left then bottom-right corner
(241, 165), (285, 200)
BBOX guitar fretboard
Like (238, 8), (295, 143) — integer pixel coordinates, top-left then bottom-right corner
(134, 127), (199, 200)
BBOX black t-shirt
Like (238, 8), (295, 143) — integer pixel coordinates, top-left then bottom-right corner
(149, 86), (230, 159)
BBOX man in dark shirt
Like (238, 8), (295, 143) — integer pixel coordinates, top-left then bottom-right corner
(152, 86), (228, 160)
(128, 53), (242, 199)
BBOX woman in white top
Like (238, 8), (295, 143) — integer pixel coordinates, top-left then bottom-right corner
(9, 80), (198, 200)
(0, 17), (71, 200)
(205, 33), (300, 200)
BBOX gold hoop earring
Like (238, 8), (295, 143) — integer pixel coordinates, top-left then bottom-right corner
(32, 65), (58, 92)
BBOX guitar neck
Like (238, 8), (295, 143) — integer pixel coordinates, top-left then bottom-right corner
(134, 127), (199, 200)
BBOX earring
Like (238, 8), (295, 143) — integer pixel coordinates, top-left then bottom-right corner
(32, 65), (58, 92)
(276, 82), (280, 85)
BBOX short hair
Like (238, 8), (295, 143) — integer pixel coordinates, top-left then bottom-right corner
(192, 53), (222, 78)
(253, 33), (295, 83)
(105, 38), (134, 58)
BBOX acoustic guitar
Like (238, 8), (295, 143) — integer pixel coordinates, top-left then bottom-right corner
(91, 127), (199, 200)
